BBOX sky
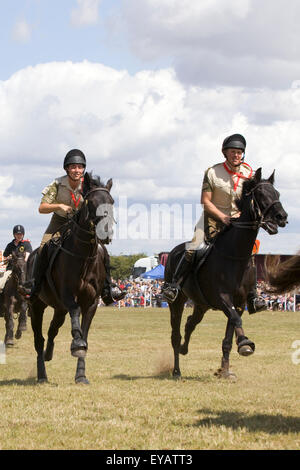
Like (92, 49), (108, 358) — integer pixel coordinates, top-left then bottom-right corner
(0, 0), (300, 256)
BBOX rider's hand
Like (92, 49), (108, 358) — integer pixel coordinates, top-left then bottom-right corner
(59, 204), (73, 214)
(220, 214), (231, 226)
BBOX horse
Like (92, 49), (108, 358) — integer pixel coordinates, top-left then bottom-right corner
(27, 172), (114, 384)
(1, 251), (28, 346)
(165, 168), (288, 380)
(265, 252), (300, 293)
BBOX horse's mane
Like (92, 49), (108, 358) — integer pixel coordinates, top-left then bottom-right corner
(82, 171), (106, 197)
(235, 174), (270, 213)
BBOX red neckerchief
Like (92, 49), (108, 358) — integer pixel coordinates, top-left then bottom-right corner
(70, 178), (83, 208)
(223, 161), (253, 191)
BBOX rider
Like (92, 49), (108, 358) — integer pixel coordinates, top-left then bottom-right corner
(0, 225), (33, 291)
(21, 149), (126, 305)
(162, 133), (267, 314)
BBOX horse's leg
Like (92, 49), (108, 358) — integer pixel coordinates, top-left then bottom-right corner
(4, 300), (15, 347)
(30, 299), (48, 383)
(65, 296), (87, 357)
(170, 292), (187, 378)
(221, 297), (255, 357)
(44, 309), (67, 361)
(75, 300), (98, 385)
(180, 304), (206, 355)
(15, 301), (28, 339)
(215, 319), (237, 379)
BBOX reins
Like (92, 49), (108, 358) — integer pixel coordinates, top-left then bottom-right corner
(213, 181), (280, 262)
(58, 186), (114, 259)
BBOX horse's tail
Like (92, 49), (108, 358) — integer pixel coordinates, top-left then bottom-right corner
(265, 252), (300, 293)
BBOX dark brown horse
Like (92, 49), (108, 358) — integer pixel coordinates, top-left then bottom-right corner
(1, 251), (28, 346)
(165, 169), (288, 380)
(27, 172), (114, 384)
(265, 252), (300, 293)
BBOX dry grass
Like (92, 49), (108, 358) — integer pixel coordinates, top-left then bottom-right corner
(0, 306), (299, 450)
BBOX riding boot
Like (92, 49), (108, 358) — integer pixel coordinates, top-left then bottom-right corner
(247, 259), (267, 314)
(100, 252), (126, 305)
(162, 250), (195, 303)
(19, 246), (48, 301)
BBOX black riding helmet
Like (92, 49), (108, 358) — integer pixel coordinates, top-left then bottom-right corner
(63, 149), (86, 170)
(13, 225), (25, 235)
(222, 134), (246, 152)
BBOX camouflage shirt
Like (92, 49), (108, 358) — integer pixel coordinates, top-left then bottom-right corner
(41, 175), (84, 218)
(202, 161), (253, 240)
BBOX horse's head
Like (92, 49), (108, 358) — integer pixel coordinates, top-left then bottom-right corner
(81, 172), (115, 244)
(237, 168), (288, 234)
(11, 250), (27, 284)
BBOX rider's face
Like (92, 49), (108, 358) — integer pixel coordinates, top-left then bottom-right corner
(66, 164), (85, 181)
(225, 148), (244, 167)
(14, 233), (23, 242)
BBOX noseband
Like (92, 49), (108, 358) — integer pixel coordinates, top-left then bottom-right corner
(61, 187), (115, 258)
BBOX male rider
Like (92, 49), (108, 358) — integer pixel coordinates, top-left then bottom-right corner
(0, 225), (32, 291)
(162, 133), (266, 314)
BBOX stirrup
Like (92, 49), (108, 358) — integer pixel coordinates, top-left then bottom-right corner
(247, 296), (267, 314)
(101, 285), (126, 305)
(162, 284), (179, 303)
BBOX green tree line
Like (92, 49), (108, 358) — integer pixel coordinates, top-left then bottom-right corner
(110, 253), (147, 280)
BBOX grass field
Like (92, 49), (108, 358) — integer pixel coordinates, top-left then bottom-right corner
(0, 306), (299, 450)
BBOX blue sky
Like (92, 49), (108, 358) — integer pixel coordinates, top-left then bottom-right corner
(0, 0), (142, 79)
(0, 0), (299, 255)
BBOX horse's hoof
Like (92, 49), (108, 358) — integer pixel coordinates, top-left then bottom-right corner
(179, 344), (188, 355)
(238, 345), (254, 356)
(71, 348), (87, 358)
(71, 339), (87, 358)
(15, 330), (22, 340)
(5, 339), (14, 347)
(75, 376), (90, 385)
(237, 336), (255, 356)
(172, 369), (182, 380)
(44, 343), (54, 361)
(214, 368), (237, 381)
(37, 378), (48, 384)
(44, 350), (53, 362)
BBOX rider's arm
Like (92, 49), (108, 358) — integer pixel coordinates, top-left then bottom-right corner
(201, 191), (231, 226)
(40, 180), (72, 215)
(39, 202), (72, 214)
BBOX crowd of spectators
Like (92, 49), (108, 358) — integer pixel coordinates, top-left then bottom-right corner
(98, 277), (300, 310)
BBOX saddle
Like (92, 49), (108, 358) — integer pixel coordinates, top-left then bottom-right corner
(193, 242), (213, 274)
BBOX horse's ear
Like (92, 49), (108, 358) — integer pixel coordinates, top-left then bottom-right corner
(268, 170), (275, 185)
(254, 168), (262, 182)
(82, 172), (91, 196)
(106, 178), (112, 192)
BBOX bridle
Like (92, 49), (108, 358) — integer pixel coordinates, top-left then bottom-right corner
(60, 187), (115, 259)
(231, 181), (281, 232)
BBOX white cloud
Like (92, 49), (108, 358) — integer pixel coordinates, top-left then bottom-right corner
(71, 0), (101, 26)
(0, 60), (299, 253)
(119, 0), (300, 88)
(12, 19), (32, 43)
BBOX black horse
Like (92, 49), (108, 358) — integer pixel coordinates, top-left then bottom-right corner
(265, 251), (300, 294)
(27, 172), (114, 384)
(165, 169), (288, 379)
(1, 251), (28, 346)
